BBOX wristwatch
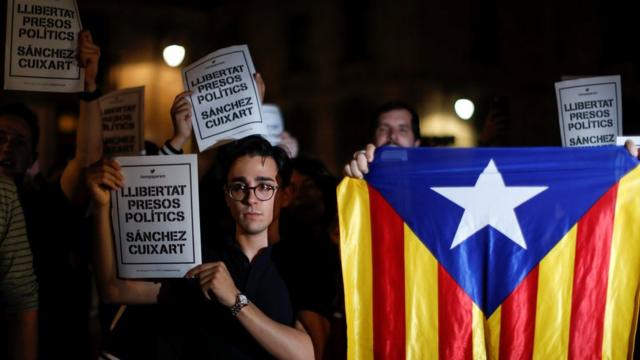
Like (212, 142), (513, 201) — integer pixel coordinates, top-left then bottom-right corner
(230, 293), (250, 316)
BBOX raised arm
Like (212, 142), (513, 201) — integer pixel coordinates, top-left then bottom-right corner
(161, 90), (193, 155)
(87, 159), (161, 304)
(61, 30), (104, 203)
(187, 262), (314, 360)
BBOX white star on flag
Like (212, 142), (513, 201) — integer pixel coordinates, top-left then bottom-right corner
(431, 159), (547, 250)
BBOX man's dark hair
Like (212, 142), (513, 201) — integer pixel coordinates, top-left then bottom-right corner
(372, 101), (420, 140)
(290, 156), (337, 226)
(220, 135), (292, 188)
(0, 103), (40, 154)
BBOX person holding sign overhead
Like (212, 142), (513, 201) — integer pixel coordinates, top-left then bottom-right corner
(88, 136), (313, 359)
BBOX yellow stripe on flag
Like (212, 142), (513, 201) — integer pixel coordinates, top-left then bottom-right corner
(602, 166), (640, 359)
(338, 178), (374, 360)
(532, 226), (577, 359)
(404, 224), (439, 359)
(472, 303), (487, 360)
(486, 307), (501, 360)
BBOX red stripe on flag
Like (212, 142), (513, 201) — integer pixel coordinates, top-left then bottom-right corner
(569, 184), (617, 359)
(499, 266), (539, 360)
(438, 265), (472, 360)
(368, 186), (406, 360)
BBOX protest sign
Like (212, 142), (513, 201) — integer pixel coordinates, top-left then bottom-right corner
(4, 0), (84, 92)
(616, 136), (640, 146)
(262, 103), (283, 145)
(555, 75), (622, 147)
(110, 155), (201, 278)
(99, 86), (145, 156)
(182, 45), (266, 151)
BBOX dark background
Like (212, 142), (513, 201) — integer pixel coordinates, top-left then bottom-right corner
(2, 0), (639, 173)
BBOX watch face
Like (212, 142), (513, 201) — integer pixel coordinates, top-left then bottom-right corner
(231, 293), (250, 316)
(238, 294), (248, 305)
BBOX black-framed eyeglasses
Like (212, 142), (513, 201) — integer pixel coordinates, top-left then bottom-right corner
(225, 182), (279, 201)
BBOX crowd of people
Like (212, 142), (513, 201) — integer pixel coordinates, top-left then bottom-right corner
(2, 30), (639, 360)
(1, 30), (356, 360)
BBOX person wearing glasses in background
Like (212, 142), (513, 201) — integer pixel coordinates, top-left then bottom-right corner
(87, 135), (312, 359)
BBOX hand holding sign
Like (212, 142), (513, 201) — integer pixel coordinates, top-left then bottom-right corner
(618, 137), (640, 160)
(279, 131), (299, 158)
(110, 155), (201, 278)
(182, 45), (267, 150)
(87, 159), (124, 207)
(169, 90), (194, 151)
(186, 262), (239, 306)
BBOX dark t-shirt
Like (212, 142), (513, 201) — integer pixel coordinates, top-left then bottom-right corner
(271, 237), (338, 320)
(156, 240), (294, 359)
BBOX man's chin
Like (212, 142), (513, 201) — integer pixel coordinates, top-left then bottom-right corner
(239, 222), (269, 236)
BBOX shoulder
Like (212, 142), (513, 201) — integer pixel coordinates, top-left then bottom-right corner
(0, 174), (18, 195)
(0, 175), (20, 215)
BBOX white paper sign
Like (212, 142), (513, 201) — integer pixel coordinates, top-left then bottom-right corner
(99, 87), (145, 156)
(616, 136), (640, 146)
(110, 155), (201, 278)
(4, 0), (84, 92)
(262, 104), (283, 145)
(182, 45), (266, 151)
(555, 75), (622, 147)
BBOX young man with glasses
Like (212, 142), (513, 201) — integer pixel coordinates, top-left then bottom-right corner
(88, 135), (313, 359)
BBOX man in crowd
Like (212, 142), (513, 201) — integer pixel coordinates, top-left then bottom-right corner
(0, 30), (103, 358)
(0, 174), (38, 360)
(344, 100), (421, 178)
(88, 135), (313, 359)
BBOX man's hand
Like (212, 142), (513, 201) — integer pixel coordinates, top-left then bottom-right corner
(187, 262), (239, 307)
(625, 139), (640, 160)
(278, 131), (299, 158)
(168, 91), (194, 150)
(86, 159), (123, 207)
(343, 143), (376, 179)
(255, 72), (265, 103)
(78, 30), (100, 93)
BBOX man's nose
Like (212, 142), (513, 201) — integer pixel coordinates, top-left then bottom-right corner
(0, 141), (12, 153)
(243, 189), (259, 205)
(389, 128), (399, 142)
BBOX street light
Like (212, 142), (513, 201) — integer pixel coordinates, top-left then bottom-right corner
(163, 45), (185, 67)
(454, 98), (474, 120)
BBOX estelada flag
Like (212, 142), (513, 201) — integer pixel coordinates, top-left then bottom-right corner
(338, 146), (640, 359)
